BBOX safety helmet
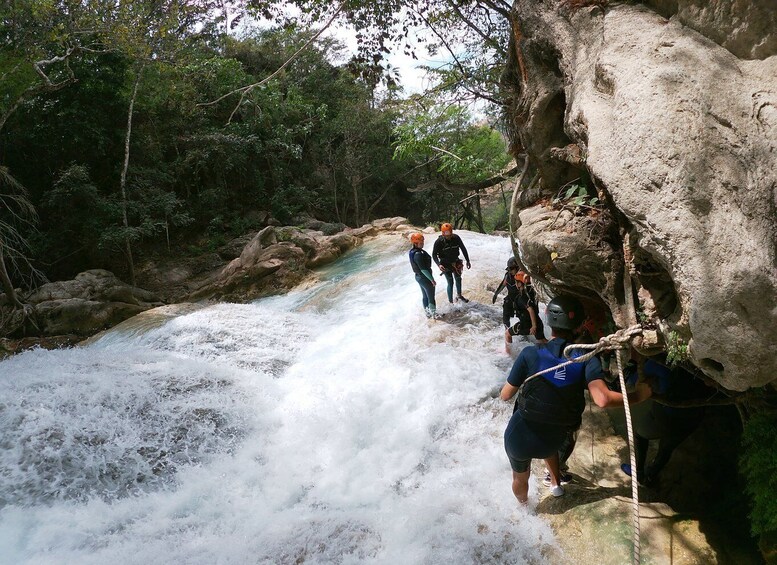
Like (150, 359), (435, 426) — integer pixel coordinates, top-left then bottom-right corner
(441, 223), (453, 235)
(410, 232), (424, 245)
(545, 295), (585, 330)
(514, 270), (529, 284)
(506, 257), (518, 270)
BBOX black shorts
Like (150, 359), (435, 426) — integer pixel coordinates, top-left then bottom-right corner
(504, 411), (568, 473)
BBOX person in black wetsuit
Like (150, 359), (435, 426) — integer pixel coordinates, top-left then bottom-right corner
(500, 295), (650, 503)
(494, 266), (545, 351)
(431, 222), (471, 304)
(408, 232), (440, 319)
(492, 257), (522, 324)
(620, 356), (708, 486)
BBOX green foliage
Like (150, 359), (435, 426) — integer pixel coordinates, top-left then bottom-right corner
(393, 103), (509, 180)
(553, 182), (601, 208)
(665, 330), (689, 366)
(1, 1), (515, 284)
(740, 410), (777, 536)
(482, 198), (509, 232)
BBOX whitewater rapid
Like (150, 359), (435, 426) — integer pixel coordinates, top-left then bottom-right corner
(0, 231), (561, 564)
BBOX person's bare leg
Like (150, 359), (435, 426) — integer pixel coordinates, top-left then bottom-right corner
(504, 329), (513, 354)
(544, 453), (561, 487)
(511, 470), (530, 503)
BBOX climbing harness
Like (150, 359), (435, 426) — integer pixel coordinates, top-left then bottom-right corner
(518, 324), (644, 565)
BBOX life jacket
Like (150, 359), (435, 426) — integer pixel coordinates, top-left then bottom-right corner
(515, 343), (587, 428)
(409, 247), (431, 276)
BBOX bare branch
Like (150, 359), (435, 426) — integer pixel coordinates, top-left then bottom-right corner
(199, 1), (346, 124)
(445, 1), (507, 56)
(430, 145), (463, 160)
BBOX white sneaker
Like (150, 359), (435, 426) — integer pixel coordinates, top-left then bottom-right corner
(550, 485), (565, 498)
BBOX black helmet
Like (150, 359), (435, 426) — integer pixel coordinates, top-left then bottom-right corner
(506, 257), (518, 270)
(545, 296), (585, 330)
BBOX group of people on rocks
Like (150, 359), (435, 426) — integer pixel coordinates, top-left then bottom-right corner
(407, 226), (709, 504)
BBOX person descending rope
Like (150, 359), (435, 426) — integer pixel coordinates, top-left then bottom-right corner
(503, 270), (546, 351)
(500, 295), (650, 503)
(408, 232), (441, 320)
(619, 355), (708, 487)
(432, 223), (471, 304)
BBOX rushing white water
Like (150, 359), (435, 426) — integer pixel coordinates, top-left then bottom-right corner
(0, 231), (561, 564)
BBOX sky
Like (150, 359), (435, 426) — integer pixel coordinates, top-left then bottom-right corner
(237, 5), (454, 96)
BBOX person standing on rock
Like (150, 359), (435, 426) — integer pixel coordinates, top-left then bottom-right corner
(432, 223), (471, 304)
(500, 295), (650, 503)
(409, 232), (440, 319)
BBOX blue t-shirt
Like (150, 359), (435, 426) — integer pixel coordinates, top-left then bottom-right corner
(508, 338), (604, 427)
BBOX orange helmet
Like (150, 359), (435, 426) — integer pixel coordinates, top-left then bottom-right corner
(410, 232), (424, 245)
(441, 222), (453, 235)
(514, 271), (530, 284)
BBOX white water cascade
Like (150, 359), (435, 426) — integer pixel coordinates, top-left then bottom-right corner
(0, 232), (561, 564)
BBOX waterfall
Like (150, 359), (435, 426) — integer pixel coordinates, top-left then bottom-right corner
(0, 232), (560, 564)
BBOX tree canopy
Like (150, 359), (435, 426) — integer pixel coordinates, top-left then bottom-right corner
(0, 0), (514, 287)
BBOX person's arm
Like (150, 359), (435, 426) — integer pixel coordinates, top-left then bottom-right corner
(500, 350), (531, 400)
(431, 239), (443, 269)
(500, 381), (519, 401)
(415, 253), (437, 285)
(588, 379), (651, 408)
(457, 236), (471, 267)
(527, 305), (539, 335)
(492, 276), (507, 303)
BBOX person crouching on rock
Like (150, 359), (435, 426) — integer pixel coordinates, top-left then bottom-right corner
(500, 295), (650, 503)
(504, 270), (546, 351)
(408, 232), (440, 320)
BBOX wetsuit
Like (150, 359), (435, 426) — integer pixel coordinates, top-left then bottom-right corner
(492, 272), (521, 327)
(625, 360), (706, 484)
(409, 246), (437, 316)
(432, 234), (470, 303)
(506, 285), (544, 339)
(504, 338), (604, 472)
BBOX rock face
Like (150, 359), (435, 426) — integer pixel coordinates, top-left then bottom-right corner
(186, 218), (409, 302)
(2, 270), (163, 338)
(509, 0), (777, 390)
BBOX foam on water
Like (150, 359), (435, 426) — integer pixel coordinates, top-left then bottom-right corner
(0, 232), (560, 564)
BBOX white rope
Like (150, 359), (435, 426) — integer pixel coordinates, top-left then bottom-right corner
(518, 324), (643, 564)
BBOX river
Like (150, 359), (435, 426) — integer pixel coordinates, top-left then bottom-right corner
(0, 231), (560, 564)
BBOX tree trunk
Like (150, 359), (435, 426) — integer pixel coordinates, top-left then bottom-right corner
(474, 189), (484, 233)
(508, 156), (530, 256)
(120, 64), (144, 286)
(0, 239), (24, 309)
(351, 177), (361, 227)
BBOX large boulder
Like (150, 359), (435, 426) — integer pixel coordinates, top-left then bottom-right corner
(509, 1), (777, 390)
(2, 270), (162, 338)
(185, 222), (393, 302)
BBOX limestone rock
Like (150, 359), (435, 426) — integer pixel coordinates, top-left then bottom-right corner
(509, 1), (777, 390)
(371, 217), (410, 230)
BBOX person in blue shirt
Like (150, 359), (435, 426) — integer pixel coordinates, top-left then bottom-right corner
(432, 223), (471, 303)
(408, 232), (440, 319)
(500, 295), (650, 503)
